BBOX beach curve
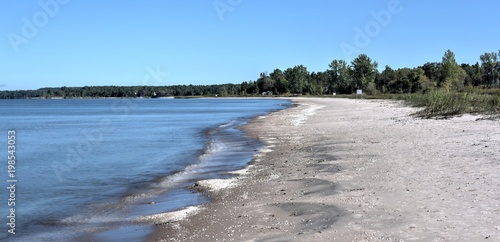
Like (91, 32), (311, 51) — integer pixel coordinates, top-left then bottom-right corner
(148, 97), (500, 241)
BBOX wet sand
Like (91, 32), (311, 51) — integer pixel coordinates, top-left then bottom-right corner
(148, 98), (500, 241)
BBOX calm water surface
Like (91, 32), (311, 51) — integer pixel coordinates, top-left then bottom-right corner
(0, 98), (290, 241)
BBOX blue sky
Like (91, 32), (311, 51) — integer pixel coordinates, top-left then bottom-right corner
(1, 0), (499, 90)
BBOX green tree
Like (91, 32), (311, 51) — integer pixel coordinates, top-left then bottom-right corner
(240, 81), (249, 96)
(480, 51), (499, 87)
(328, 59), (352, 94)
(255, 72), (276, 94)
(284, 65), (309, 94)
(411, 68), (432, 93)
(255, 72), (267, 93)
(461, 63), (482, 86)
(376, 66), (396, 93)
(270, 68), (288, 94)
(350, 54), (378, 91)
(440, 50), (466, 91)
(421, 62), (441, 86)
(247, 81), (259, 95)
(310, 71), (329, 95)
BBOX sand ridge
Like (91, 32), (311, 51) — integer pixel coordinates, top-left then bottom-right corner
(148, 98), (500, 241)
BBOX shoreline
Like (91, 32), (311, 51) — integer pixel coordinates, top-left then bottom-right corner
(148, 98), (500, 241)
(4, 98), (290, 242)
(90, 105), (286, 241)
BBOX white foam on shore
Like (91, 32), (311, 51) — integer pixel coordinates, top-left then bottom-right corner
(196, 142), (275, 193)
(266, 139), (277, 144)
(228, 165), (253, 175)
(134, 206), (201, 224)
(259, 147), (274, 153)
(291, 104), (325, 126)
(195, 178), (238, 191)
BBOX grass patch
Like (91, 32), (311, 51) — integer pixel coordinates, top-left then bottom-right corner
(402, 89), (500, 117)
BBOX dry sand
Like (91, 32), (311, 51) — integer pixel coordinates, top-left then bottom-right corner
(148, 98), (500, 241)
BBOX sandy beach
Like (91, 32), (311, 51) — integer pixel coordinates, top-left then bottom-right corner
(147, 98), (500, 241)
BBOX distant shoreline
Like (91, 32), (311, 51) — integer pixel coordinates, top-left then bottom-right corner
(1, 96), (297, 100)
(1, 96), (284, 99)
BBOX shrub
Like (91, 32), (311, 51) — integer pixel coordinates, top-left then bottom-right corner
(403, 88), (500, 117)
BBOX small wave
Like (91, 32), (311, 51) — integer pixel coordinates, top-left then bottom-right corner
(194, 178), (238, 192)
(122, 192), (156, 203)
(59, 213), (124, 225)
(118, 138), (231, 202)
(134, 206), (202, 224)
(218, 119), (237, 128)
(199, 138), (227, 161)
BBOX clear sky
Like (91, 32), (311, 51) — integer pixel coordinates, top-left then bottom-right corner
(1, 0), (499, 90)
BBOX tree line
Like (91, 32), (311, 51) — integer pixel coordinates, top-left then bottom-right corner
(0, 84), (242, 99)
(1, 49), (499, 99)
(246, 49), (500, 96)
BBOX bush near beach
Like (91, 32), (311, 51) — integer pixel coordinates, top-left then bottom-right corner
(403, 88), (500, 117)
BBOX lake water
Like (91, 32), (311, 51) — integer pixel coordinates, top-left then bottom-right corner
(0, 98), (290, 241)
